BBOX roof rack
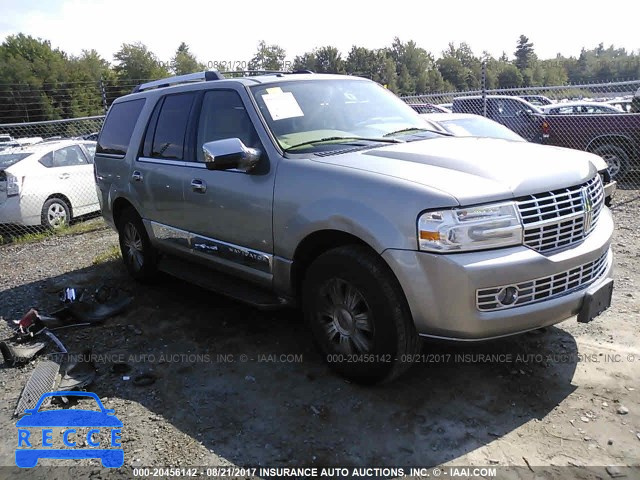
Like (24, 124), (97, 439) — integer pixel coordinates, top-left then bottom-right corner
(132, 71), (225, 93)
(221, 69), (315, 77)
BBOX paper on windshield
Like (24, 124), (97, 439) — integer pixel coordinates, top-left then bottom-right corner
(262, 91), (304, 121)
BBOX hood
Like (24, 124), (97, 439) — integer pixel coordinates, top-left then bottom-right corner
(313, 137), (596, 205)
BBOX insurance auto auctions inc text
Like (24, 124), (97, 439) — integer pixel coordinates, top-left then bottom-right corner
(241, 467), (497, 478)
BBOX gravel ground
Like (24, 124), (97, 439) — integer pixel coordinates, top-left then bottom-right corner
(0, 192), (638, 479)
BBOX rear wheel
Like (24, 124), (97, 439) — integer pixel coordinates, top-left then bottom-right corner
(593, 144), (630, 180)
(41, 197), (71, 229)
(117, 208), (157, 281)
(302, 245), (421, 384)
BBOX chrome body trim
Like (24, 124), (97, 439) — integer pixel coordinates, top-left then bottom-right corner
(150, 221), (272, 273)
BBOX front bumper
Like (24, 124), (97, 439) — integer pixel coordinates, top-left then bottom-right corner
(383, 207), (614, 340)
(604, 180), (616, 204)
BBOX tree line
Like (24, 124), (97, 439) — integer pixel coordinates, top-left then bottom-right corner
(0, 33), (638, 123)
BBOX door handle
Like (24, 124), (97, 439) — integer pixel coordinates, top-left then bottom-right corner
(191, 179), (207, 193)
(131, 171), (143, 182)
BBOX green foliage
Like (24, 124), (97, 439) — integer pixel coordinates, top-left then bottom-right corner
(171, 42), (204, 75)
(0, 32), (638, 124)
(515, 35), (536, 71)
(497, 64), (524, 88)
(113, 42), (169, 82)
(248, 40), (286, 71)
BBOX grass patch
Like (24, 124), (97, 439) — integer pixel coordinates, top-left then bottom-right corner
(11, 230), (53, 244)
(92, 244), (121, 265)
(1, 217), (108, 246)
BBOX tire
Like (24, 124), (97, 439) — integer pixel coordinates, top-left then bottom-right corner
(302, 245), (421, 384)
(41, 197), (71, 229)
(593, 144), (630, 181)
(117, 208), (157, 282)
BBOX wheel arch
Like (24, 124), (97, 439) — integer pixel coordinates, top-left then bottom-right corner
(586, 134), (635, 160)
(111, 197), (138, 229)
(290, 229), (388, 299)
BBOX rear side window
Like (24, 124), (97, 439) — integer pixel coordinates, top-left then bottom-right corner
(143, 92), (196, 160)
(52, 146), (88, 167)
(39, 152), (54, 167)
(0, 152), (30, 169)
(97, 99), (145, 156)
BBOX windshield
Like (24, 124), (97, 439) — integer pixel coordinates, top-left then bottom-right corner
(439, 117), (525, 142)
(0, 152), (30, 169)
(250, 79), (439, 152)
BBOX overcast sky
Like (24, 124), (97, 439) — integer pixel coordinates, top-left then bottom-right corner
(1, 0), (638, 66)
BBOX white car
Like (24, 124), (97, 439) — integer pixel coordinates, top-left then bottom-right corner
(607, 98), (632, 113)
(0, 140), (99, 229)
(540, 101), (622, 115)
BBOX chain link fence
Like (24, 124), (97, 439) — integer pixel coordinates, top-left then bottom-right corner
(1, 76), (639, 243)
(401, 79), (640, 189)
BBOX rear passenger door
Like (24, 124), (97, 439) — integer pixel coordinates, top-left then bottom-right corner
(46, 145), (94, 213)
(133, 91), (198, 252)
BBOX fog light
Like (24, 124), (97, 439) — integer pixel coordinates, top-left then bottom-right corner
(497, 286), (518, 306)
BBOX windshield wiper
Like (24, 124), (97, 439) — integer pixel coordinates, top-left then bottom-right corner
(284, 136), (403, 152)
(384, 127), (451, 137)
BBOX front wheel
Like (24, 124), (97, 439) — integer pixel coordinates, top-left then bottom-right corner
(117, 208), (157, 281)
(302, 245), (421, 384)
(593, 144), (630, 180)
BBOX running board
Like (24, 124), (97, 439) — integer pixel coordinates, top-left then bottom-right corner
(157, 255), (290, 310)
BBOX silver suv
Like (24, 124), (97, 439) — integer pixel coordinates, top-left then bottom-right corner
(94, 71), (614, 383)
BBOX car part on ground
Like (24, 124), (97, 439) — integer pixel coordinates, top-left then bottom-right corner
(0, 338), (47, 366)
(1, 286), (133, 367)
(57, 351), (97, 390)
(14, 358), (61, 417)
(132, 372), (157, 387)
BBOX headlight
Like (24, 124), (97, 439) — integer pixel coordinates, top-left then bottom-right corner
(418, 201), (523, 252)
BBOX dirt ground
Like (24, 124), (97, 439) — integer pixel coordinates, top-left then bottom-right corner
(0, 191), (639, 479)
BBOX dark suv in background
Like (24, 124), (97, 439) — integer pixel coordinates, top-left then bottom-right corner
(452, 95), (545, 142)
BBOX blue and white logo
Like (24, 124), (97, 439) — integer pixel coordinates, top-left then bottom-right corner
(15, 391), (124, 468)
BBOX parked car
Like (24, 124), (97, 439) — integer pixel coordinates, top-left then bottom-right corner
(519, 95), (553, 106)
(420, 113), (616, 205)
(0, 136), (43, 152)
(540, 112), (640, 179)
(83, 132), (100, 141)
(407, 103), (451, 114)
(437, 103), (453, 111)
(0, 140), (99, 229)
(607, 98), (632, 113)
(541, 101), (622, 115)
(452, 95), (544, 142)
(419, 112), (526, 141)
(95, 72), (613, 384)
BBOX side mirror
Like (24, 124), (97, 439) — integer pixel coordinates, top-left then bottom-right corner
(202, 138), (261, 172)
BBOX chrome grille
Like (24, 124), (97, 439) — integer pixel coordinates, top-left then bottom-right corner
(517, 176), (604, 253)
(476, 250), (609, 311)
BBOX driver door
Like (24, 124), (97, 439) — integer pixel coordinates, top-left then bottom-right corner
(181, 88), (276, 284)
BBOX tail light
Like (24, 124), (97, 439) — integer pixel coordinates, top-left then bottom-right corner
(6, 173), (23, 197)
(541, 120), (550, 138)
